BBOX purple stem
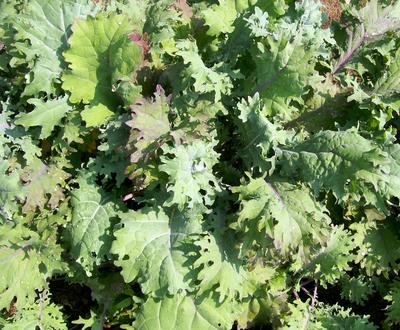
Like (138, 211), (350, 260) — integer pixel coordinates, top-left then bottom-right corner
(333, 24), (367, 74)
(251, 65), (287, 96)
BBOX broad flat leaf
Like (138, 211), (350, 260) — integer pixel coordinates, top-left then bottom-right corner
(112, 207), (202, 296)
(15, 96), (71, 138)
(14, 0), (94, 95)
(62, 13), (142, 126)
(126, 85), (171, 163)
(277, 129), (400, 211)
(0, 224), (64, 310)
(160, 140), (221, 210)
(67, 176), (118, 272)
(233, 177), (331, 258)
(135, 293), (240, 330)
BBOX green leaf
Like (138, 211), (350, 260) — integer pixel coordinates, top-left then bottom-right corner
(135, 293), (240, 330)
(277, 129), (400, 211)
(20, 159), (70, 213)
(88, 115), (131, 187)
(14, 0), (94, 95)
(385, 280), (400, 324)
(0, 224), (65, 310)
(15, 96), (71, 138)
(236, 94), (292, 170)
(191, 231), (250, 302)
(340, 275), (374, 306)
(160, 140), (221, 210)
(375, 48), (400, 95)
(202, 0), (237, 36)
(62, 13), (142, 126)
(3, 294), (67, 330)
(354, 0), (400, 37)
(0, 147), (21, 218)
(282, 301), (377, 330)
(176, 40), (234, 102)
(305, 226), (354, 286)
(66, 175), (119, 272)
(233, 177), (331, 258)
(351, 219), (400, 276)
(247, 2), (329, 121)
(112, 207), (202, 296)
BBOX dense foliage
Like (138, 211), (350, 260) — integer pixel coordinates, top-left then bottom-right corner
(1, 0), (400, 328)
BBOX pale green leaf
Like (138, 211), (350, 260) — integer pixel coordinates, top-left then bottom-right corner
(176, 40), (233, 102)
(112, 207), (202, 296)
(375, 48), (400, 95)
(3, 295), (67, 330)
(192, 231), (250, 302)
(62, 13), (142, 126)
(135, 293), (240, 330)
(67, 175), (119, 272)
(160, 140), (221, 210)
(202, 0), (237, 36)
(14, 0), (94, 95)
(0, 224), (65, 310)
(233, 177), (331, 258)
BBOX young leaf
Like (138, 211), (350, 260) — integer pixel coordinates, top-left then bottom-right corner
(160, 140), (221, 210)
